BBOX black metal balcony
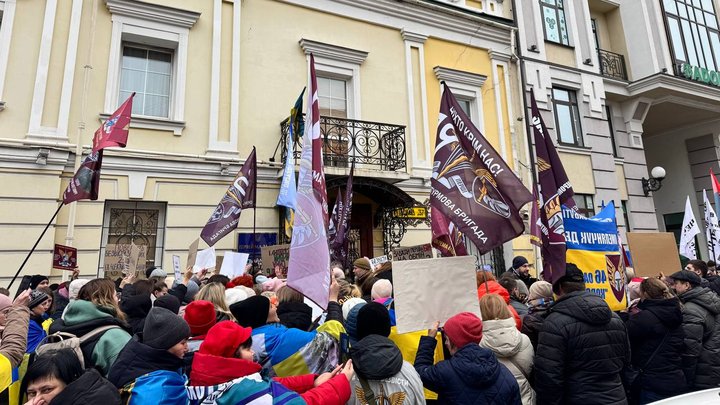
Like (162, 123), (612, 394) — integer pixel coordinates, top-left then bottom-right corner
(278, 115), (407, 172)
(598, 49), (628, 80)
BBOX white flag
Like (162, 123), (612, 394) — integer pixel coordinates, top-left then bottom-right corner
(681, 196), (700, 259)
(703, 190), (720, 261)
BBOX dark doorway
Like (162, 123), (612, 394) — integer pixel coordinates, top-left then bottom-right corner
(349, 204), (374, 260)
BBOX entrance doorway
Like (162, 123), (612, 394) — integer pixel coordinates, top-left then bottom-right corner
(349, 204), (373, 261)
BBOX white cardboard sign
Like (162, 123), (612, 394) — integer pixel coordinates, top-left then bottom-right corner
(220, 252), (250, 277)
(393, 256), (480, 334)
(193, 247), (216, 273)
(172, 255), (182, 281)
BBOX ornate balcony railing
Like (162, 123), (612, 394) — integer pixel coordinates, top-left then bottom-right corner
(278, 115), (407, 172)
(598, 49), (628, 80)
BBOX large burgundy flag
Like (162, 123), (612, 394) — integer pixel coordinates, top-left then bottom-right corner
(431, 208), (468, 257)
(288, 55), (332, 309)
(200, 147), (257, 246)
(62, 150), (103, 204)
(431, 83), (533, 254)
(529, 185), (544, 248)
(328, 189), (344, 243)
(330, 163), (354, 265)
(93, 93), (134, 152)
(530, 88), (575, 284)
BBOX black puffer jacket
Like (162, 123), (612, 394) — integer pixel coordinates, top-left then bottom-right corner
(626, 298), (686, 396)
(49, 368), (121, 404)
(678, 286), (720, 389)
(521, 304), (551, 352)
(120, 294), (152, 334)
(107, 334), (185, 388)
(277, 301), (313, 331)
(534, 290), (629, 405)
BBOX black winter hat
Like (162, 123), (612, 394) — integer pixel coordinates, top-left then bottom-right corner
(154, 294), (181, 314)
(670, 270), (701, 287)
(29, 275), (49, 290)
(277, 301), (312, 331)
(28, 290), (50, 310)
(356, 302), (391, 340)
(230, 295), (270, 328)
(553, 263), (586, 293)
(143, 307), (190, 350)
(512, 256), (529, 270)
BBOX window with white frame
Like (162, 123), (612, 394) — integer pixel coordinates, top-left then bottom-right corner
(317, 76), (348, 119)
(104, 0), (199, 134)
(540, 0), (570, 46)
(433, 66), (487, 131)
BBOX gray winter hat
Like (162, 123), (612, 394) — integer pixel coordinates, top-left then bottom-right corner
(143, 307), (190, 350)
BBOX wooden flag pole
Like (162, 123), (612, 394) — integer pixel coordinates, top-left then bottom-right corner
(8, 202), (64, 289)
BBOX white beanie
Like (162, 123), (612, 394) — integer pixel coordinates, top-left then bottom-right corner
(225, 287), (249, 306)
(342, 297), (367, 320)
(149, 268), (167, 279)
(68, 279), (90, 300)
(371, 279), (393, 300)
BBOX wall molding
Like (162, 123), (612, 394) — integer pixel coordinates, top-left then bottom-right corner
(299, 39), (368, 65)
(105, 0), (201, 28)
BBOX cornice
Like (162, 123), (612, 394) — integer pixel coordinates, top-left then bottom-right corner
(105, 0), (201, 28)
(433, 66), (487, 87)
(299, 39), (368, 65)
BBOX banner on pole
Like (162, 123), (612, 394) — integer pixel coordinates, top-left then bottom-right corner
(52, 244), (77, 270)
(680, 196), (700, 259)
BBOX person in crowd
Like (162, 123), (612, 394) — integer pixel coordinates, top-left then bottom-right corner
(184, 300), (217, 353)
(108, 307), (191, 404)
(224, 286), (249, 308)
(120, 281), (152, 335)
(226, 274), (254, 290)
(230, 291), (343, 377)
(534, 263), (629, 405)
(353, 258), (376, 301)
(207, 274), (230, 287)
(276, 286), (313, 331)
(61, 279), (90, 318)
(707, 261), (717, 277)
(503, 256), (537, 290)
(152, 281), (169, 299)
(625, 277), (686, 404)
(337, 282), (362, 306)
(26, 290), (51, 353)
(344, 300), (366, 347)
(669, 270), (720, 390)
(49, 278), (132, 376)
(30, 275), (50, 291)
(371, 279), (392, 306)
(195, 282), (233, 323)
(477, 272), (522, 330)
(330, 261), (346, 279)
(415, 312), (521, 404)
(373, 261), (393, 284)
(187, 321), (353, 404)
(521, 281), (553, 351)
(145, 267), (167, 284)
(348, 302), (426, 405)
(478, 294), (534, 404)
(499, 277), (529, 317)
(21, 348), (120, 404)
(342, 297), (366, 320)
(1, 289), (31, 369)
(154, 294), (181, 314)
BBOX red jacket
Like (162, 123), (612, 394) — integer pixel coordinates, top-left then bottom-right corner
(477, 280), (522, 330)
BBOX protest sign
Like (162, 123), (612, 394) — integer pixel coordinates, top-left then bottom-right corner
(393, 256), (479, 334)
(563, 203), (627, 311)
(238, 233), (278, 268)
(104, 244), (147, 279)
(626, 232), (682, 278)
(220, 252), (249, 277)
(194, 247), (216, 273)
(172, 255), (181, 280)
(369, 255), (388, 268)
(261, 244), (290, 276)
(187, 238), (200, 269)
(52, 244), (77, 270)
(392, 244), (433, 261)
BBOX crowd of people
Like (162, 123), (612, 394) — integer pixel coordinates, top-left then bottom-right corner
(0, 254), (718, 404)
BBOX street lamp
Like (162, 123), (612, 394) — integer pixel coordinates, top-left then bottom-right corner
(642, 166), (666, 196)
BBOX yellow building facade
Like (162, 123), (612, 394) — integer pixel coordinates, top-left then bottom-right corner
(0, 0), (533, 286)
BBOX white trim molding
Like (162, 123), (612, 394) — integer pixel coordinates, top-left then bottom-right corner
(99, 113), (185, 135)
(27, 0), (59, 139)
(433, 66), (487, 88)
(434, 66), (487, 138)
(299, 39), (369, 65)
(104, 0), (200, 136)
(402, 29), (431, 178)
(0, 0), (17, 105)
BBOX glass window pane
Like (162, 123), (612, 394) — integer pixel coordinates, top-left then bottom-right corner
(330, 97), (347, 112)
(699, 27), (715, 69)
(120, 69), (146, 93)
(706, 12), (718, 28)
(556, 105), (575, 144)
(130, 94), (144, 116)
(542, 0), (556, 5)
(558, 10), (569, 45)
(318, 95), (332, 111)
(711, 31), (720, 67)
(145, 72), (170, 96)
(317, 77), (331, 98)
(702, 0), (714, 11)
(682, 19), (700, 65)
(543, 6), (560, 43)
(458, 99), (472, 117)
(553, 88), (569, 101)
(665, 0), (678, 15)
(144, 95), (169, 117)
(122, 47), (146, 71)
(147, 51), (172, 74)
(669, 18), (687, 60)
(330, 78), (346, 100)
(679, 2), (689, 18)
(119, 44), (174, 117)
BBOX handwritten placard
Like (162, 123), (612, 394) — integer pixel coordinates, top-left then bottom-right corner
(392, 244), (433, 261)
(261, 244), (291, 276)
(104, 244), (147, 279)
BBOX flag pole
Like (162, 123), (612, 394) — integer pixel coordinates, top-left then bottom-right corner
(8, 202), (64, 289)
(252, 206), (257, 275)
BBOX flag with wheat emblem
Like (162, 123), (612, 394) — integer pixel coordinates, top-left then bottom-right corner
(430, 83), (533, 254)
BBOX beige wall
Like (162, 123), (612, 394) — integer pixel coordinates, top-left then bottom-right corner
(546, 43), (576, 68)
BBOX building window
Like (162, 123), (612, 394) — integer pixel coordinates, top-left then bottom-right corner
(621, 200), (631, 231)
(317, 76), (348, 119)
(433, 66), (487, 132)
(606, 106), (619, 157)
(99, 201), (166, 276)
(120, 44), (173, 118)
(552, 87), (583, 146)
(540, 0), (570, 46)
(663, 0), (720, 71)
(576, 194), (595, 217)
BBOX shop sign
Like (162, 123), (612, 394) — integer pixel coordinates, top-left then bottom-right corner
(681, 63), (720, 86)
(392, 207), (428, 220)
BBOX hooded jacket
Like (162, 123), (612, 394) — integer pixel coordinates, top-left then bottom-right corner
(521, 301), (552, 352)
(415, 336), (521, 404)
(277, 301), (313, 331)
(49, 368), (121, 405)
(0, 305), (30, 368)
(120, 294), (152, 335)
(107, 335), (187, 405)
(477, 281), (522, 330)
(626, 298), (686, 396)
(534, 290), (629, 405)
(49, 300), (132, 376)
(480, 317), (535, 405)
(677, 286), (720, 389)
(348, 334), (426, 405)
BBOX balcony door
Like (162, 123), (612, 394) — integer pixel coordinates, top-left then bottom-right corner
(318, 76), (352, 169)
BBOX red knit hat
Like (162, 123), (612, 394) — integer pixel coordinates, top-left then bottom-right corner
(200, 320), (252, 358)
(443, 312), (483, 348)
(184, 300), (217, 337)
(227, 274), (254, 289)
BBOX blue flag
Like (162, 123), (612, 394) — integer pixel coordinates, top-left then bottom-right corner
(277, 124), (297, 209)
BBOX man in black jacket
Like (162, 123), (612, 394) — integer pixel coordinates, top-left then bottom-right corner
(534, 263), (630, 405)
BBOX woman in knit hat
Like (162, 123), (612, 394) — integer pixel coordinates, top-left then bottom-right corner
(477, 272), (522, 330)
(108, 307), (191, 404)
(187, 321), (354, 405)
(49, 278), (132, 376)
(195, 282), (233, 323)
(415, 313), (522, 404)
(29, 275), (49, 290)
(352, 258), (376, 301)
(26, 289), (51, 353)
(184, 300), (217, 353)
(521, 280), (554, 351)
(479, 294), (535, 405)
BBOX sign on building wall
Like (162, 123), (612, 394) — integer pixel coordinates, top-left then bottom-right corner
(238, 233), (278, 268)
(681, 63), (720, 87)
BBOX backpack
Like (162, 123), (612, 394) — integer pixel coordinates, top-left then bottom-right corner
(35, 325), (120, 368)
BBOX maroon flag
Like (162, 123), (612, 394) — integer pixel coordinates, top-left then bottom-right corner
(330, 163), (354, 264)
(530, 88), (575, 284)
(328, 189), (344, 242)
(62, 150), (103, 204)
(529, 185), (544, 248)
(431, 83), (533, 254)
(52, 244), (77, 270)
(309, 55), (329, 227)
(93, 93), (134, 152)
(200, 147), (257, 246)
(431, 208), (468, 257)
